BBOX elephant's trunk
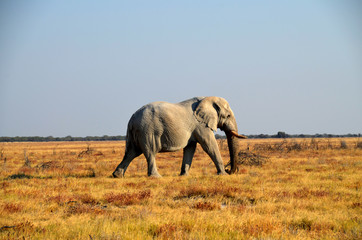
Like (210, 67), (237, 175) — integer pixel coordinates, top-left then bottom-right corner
(225, 132), (240, 174)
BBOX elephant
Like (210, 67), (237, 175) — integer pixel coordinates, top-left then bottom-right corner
(112, 96), (246, 178)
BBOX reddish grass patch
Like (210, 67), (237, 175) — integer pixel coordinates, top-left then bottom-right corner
(351, 202), (360, 208)
(150, 222), (192, 239)
(65, 202), (105, 215)
(242, 220), (277, 236)
(0, 181), (10, 191)
(2, 203), (23, 213)
(47, 194), (75, 205)
(178, 184), (240, 199)
(74, 193), (98, 205)
(153, 223), (178, 237)
(104, 190), (151, 206)
(193, 201), (220, 211)
(293, 188), (330, 198)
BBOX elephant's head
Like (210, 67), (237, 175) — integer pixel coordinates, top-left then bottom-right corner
(195, 97), (247, 174)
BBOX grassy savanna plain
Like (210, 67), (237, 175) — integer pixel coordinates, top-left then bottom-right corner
(0, 138), (361, 239)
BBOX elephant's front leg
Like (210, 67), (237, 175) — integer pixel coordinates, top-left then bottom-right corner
(196, 130), (227, 175)
(180, 142), (197, 176)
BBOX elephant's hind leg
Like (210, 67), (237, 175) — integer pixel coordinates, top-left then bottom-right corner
(180, 141), (197, 176)
(113, 149), (141, 178)
(144, 152), (162, 178)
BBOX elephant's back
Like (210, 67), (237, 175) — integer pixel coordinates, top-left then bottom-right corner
(130, 101), (195, 145)
(132, 97), (202, 118)
(133, 101), (187, 125)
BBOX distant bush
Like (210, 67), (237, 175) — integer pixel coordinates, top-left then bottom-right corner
(226, 151), (268, 168)
(250, 138), (361, 154)
(246, 133), (361, 139)
(6, 173), (33, 180)
(340, 140), (348, 149)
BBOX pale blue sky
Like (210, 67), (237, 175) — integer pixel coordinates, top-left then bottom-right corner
(1, 0), (361, 137)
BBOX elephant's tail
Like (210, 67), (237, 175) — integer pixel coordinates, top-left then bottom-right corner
(124, 115), (138, 153)
(125, 122), (133, 151)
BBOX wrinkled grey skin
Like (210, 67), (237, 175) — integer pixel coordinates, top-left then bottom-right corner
(112, 96), (246, 178)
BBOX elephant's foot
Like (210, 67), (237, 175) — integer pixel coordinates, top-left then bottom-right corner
(180, 164), (191, 176)
(148, 172), (162, 178)
(180, 169), (190, 176)
(147, 165), (162, 178)
(112, 169), (125, 178)
(217, 170), (227, 176)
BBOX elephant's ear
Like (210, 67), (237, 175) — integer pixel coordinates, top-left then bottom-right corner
(194, 97), (218, 131)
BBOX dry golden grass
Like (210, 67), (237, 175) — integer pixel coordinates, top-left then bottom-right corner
(0, 138), (361, 239)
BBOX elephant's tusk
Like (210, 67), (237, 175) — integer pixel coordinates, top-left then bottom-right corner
(230, 130), (247, 139)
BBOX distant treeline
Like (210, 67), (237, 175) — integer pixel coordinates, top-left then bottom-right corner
(215, 131), (361, 139)
(244, 132), (361, 139)
(0, 132), (360, 142)
(0, 135), (126, 142)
